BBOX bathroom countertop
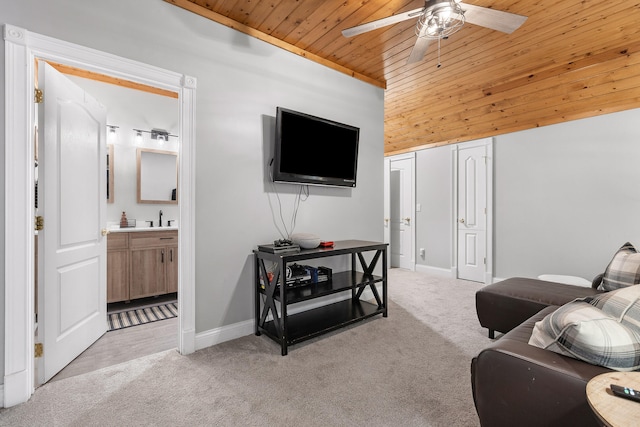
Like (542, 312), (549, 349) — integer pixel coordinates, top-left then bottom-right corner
(109, 226), (178, 233)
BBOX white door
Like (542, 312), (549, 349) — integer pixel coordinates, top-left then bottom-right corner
(457, 145), (487, 282)
(390, 158), (413, 269)
(383, 158), (391, 265)
(37, 62), (108, 383)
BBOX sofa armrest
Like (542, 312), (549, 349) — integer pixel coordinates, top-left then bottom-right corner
(471, 306), (609, 426)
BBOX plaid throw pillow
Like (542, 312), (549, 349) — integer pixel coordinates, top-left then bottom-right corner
(601, 242), (640, 291)
(529, 285), (640, 371)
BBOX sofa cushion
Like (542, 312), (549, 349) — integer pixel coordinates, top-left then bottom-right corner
(529, 286), (640, 371)
(601, 242), (640, 291)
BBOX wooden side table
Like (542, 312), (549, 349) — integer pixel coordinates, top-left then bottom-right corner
(587, 372), (640, 426)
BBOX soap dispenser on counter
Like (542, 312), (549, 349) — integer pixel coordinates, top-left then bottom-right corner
(120, 211), (128, 228)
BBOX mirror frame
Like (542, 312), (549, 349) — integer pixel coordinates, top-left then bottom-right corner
(136, 147), (178, 204)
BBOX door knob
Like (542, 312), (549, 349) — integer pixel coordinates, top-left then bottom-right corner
(459, 218), (465, 224)
(101, 228), (110, 236)
(404, 217), (411, 224)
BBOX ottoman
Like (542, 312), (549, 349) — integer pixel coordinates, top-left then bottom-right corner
(475, 277), (604, 338)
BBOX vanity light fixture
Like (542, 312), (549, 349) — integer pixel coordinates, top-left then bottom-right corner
(107, 125), (119, 143)
(134, 129), (144, 145)
(132, 128), (178, 145)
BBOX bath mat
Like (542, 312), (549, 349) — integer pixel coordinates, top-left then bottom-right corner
(108, 302), (178, 331)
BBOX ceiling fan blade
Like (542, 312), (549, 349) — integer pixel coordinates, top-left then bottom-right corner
(342, 7), (425, 38)
(461, 3), (527, 34)
(407, 36), (431, 64)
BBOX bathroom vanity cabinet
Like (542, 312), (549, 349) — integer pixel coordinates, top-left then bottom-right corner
(107, 229), (178, 303)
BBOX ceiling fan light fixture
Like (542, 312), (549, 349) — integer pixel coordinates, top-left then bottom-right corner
(416, 0), (465, 40)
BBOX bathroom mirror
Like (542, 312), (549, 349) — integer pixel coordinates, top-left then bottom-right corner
(107, 144), (114, 203)
(136, 148), (178, 204)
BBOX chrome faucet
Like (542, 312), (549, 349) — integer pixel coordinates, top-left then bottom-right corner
(159, 209), (163, 227)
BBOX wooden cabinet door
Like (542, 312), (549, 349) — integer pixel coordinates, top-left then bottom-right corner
(130, 247), (166, 299)
(107, 249), (129, 302)
(166, 244), (178, 293)
(107, 233), (129, 303)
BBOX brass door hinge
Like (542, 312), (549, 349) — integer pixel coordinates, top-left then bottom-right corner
(35, 215), (44, 231)
(34, 343), (43, 358)
(34, 88), (43, 104)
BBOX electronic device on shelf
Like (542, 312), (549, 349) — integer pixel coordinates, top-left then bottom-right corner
(257, 242), (300, 254)
(285, 264), (332, 288)
(274, 238), (294, 247)
(272, 107), (360, 188)
(259, 264), (333, 290)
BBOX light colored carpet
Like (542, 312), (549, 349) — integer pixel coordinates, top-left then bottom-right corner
(0, 269), (489, 426)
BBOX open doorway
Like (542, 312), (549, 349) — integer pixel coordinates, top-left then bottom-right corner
(385, 153), (416, 271)
(4, 24), (196, 407)
(34, 63), (181, 383)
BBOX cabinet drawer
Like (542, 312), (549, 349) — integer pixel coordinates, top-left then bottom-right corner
(107, 232), (129, 250)
(129, 231), (178, 248)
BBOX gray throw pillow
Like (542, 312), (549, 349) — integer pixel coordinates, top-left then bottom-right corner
(601, 242), (640, 291)
(529, 285), (640, 371)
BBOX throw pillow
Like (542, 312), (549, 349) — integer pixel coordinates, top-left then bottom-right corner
(528, 297), (640, 371)
(601, 242), (640, 291)
(583, 284), (640, 332)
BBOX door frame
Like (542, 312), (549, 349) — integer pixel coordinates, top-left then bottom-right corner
(451, 138), (493, 283)
(4, 24), (197, 407)
(385, 152), (416, 271)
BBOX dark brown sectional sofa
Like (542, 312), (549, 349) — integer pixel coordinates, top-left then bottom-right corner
(471, 276), (610, 426)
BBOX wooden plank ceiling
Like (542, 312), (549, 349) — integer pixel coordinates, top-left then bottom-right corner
(166, 0), (640, 156)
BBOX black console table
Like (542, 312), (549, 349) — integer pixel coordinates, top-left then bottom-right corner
(254, 240), (388, 355)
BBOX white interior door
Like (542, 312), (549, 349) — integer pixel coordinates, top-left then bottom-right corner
(390, 158), (414, 269)
(457, 145), (487, 282)
(383, 157), (391, 265)
(37, 62), (108, 383)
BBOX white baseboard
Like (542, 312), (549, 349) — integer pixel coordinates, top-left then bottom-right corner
(0, 383), (4, 408)
(194, 288), (379, 352)
(194, 319), (254, 351)
(415, 264), (452, 277)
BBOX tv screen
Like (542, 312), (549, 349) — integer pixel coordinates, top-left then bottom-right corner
(273, 107), (360, 188)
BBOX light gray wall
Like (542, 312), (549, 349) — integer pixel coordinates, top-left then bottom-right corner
(415, 145), (452, 270)
(1, 0), (384, 385)
(494, 108), (640, 280)
(412, 107), (640, 282)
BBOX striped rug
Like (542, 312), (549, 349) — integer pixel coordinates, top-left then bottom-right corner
(108, 302), (178, 331)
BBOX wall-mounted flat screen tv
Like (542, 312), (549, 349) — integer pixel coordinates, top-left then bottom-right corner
(272, 107), (360, 188)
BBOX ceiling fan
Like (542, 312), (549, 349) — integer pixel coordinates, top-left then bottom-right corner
(342, 0), (527, 64)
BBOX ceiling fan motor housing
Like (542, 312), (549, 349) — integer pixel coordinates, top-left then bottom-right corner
(417, 0), (465, 39)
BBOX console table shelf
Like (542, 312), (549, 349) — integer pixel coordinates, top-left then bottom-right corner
(254, 240), (388, 355)
(259, 271), (384, 304)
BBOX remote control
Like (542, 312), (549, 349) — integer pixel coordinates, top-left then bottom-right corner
(610, 384), (640, 403)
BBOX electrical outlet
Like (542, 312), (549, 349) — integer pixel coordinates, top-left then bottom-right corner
(419, 248), (425, 257)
